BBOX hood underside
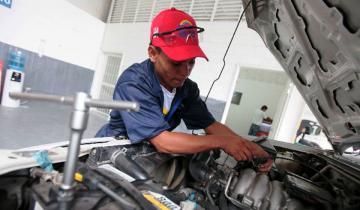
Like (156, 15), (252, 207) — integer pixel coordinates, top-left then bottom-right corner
(241, 0), (360, 150)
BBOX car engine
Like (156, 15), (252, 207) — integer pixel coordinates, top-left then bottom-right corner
(0, 138), (359, 210)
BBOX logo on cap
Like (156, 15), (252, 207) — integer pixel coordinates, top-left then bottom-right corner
(177, 20), (192, 39)
(177, 19), (196, 43)
(179, 20), (192, 27)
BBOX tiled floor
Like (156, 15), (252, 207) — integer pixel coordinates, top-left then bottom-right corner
(0, 101), (107, 149)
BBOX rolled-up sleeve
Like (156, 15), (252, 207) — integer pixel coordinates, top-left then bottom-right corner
(181, 82), (215, 130)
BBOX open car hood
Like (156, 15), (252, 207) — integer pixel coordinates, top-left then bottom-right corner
(241, 0), (360, 152)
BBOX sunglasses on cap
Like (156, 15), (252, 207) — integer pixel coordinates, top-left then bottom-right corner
(150, 26), (204, 46)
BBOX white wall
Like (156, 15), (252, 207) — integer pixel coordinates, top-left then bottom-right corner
(101, 21), (282, 101)
(0, 0), (105, 70)
(273, 84), (306, 143)
(65, 0), (112, 22)
(301, 104), (319, 122)
(102, 23), (150, 70)
(195, 22), (283, 102)
(225, 67), (288, 135)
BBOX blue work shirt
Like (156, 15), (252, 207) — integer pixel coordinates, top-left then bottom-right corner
(95, 59), (215, 143)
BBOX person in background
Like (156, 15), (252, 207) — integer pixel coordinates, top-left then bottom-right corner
(96, 8), (272, 172)
(248, 105), (268, 136)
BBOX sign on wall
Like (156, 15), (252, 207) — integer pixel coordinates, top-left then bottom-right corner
(231, 91), (243, 105)
(0, 0), (12, 8)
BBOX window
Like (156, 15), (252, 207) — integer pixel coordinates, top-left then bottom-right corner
(98, 53), (123, 115)
(108, 0), (244, 23)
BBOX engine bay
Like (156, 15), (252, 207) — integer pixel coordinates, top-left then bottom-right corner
(1, 139), (359, 210)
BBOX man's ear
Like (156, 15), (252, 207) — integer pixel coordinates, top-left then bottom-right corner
(148, 46), (159, 62)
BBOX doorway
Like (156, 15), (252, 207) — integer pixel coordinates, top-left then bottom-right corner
(224, 67), (289, 137)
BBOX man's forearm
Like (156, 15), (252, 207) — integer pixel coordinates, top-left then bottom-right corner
(150, 121), (242, 154)
(150, 131), (224, 154)
(204, 121), (238, 136)
(150, 125), (271, 165)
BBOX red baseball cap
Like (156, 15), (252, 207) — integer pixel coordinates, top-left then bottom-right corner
(150, 8), (208, 61)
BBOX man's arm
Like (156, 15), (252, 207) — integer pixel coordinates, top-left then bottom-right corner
(204, 121), (270, 159)
(150, 121), (269, 160)
(205, 121), (273, 172)
(204, 121), (238, 136)
(150, 131), (222, 154)
(150, 121), (273, 172)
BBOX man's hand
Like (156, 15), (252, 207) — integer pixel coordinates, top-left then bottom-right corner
(151, 122), (273, 172)
(258, 159), (273, 172)
(221, 136), (253, 161)
(221, 136), (273, 172)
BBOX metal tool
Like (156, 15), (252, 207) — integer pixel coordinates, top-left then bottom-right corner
(10, 91), (139, 210)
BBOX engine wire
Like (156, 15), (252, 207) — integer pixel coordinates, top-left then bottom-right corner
(275, 156), (334, 188)
(192, 0), (252, 136)
(90, 187), (126, 210)
(204, 0), (252, 102)
(206, 177), (216, 205)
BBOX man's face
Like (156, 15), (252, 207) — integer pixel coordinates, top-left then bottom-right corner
(148, 46), (195, 91)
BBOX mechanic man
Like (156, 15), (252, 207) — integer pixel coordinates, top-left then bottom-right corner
(96, 8), (272, 172)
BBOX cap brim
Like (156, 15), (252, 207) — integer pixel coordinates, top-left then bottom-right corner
(160, 45), (209, 62)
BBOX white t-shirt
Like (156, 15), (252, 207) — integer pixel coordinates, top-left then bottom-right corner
(160, 85), (176, 116)
(252, 109), (267, 126)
